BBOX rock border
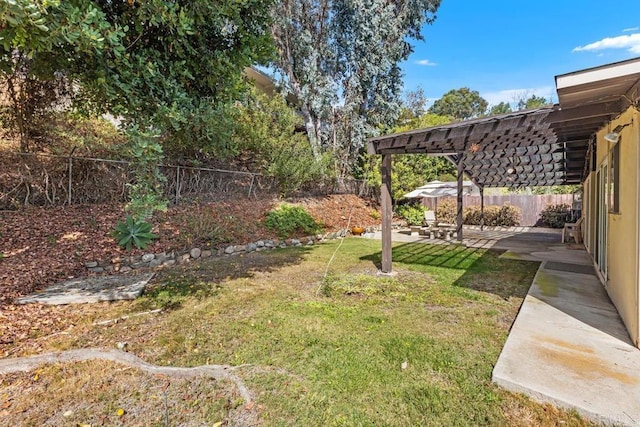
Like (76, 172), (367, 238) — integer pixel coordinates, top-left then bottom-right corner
(83, 227), (379, 274)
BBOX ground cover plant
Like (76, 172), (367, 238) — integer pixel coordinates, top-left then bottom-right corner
(1, 238), (592, 426)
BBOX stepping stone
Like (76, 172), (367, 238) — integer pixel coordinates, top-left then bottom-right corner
(16, 274), (155, 305)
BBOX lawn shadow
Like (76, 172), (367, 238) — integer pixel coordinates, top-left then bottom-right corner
(144, 246), (313, 309)
(361, 242), (539, 300)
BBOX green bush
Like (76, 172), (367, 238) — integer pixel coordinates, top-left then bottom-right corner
(265, 204), (323, 239)
(539, 203), (572, 228)
(395, 204), (425, 226)
(436, 199), (521, 226)
(112, 215), (158, 251)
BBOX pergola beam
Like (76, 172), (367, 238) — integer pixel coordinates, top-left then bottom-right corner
(380, 154), (392, 273)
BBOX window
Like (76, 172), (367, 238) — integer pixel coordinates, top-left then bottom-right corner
(609, 141), (620, 213)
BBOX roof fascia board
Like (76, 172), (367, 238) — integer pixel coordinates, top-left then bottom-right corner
(556, 59), (640, 90)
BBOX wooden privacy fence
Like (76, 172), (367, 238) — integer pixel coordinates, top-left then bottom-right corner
(0, 152), (377, 209)
(422, 194), (575, 226)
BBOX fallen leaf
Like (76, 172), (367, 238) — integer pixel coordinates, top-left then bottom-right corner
(245, 401), (255, 410)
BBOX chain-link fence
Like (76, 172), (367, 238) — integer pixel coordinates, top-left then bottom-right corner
(0, 152), (377, 209)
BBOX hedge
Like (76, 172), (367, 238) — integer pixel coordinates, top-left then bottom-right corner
(435, 199), (521, 227)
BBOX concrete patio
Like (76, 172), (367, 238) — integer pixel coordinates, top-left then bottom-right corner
(366, 227), (640, 426)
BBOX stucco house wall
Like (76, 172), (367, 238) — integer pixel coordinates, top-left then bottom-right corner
(588, 106), (640, 347)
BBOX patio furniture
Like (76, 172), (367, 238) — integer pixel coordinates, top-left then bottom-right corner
(562, 217), (583, 244)
(423, 210), (436, 226)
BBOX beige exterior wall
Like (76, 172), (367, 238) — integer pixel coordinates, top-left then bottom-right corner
(589, 107), (640, 346)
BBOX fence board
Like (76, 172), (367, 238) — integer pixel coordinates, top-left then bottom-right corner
(422, 194), (574, 226)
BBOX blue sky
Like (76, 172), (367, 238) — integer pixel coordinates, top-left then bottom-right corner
(403, 1), (640, 107)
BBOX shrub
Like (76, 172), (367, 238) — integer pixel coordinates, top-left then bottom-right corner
(436, 199), (521, 226)
(539, 203), (572, 228)
(395, 204), (425, 225)
(265, 204), (323, 239)
(112, 216), (158, 251)
(436, 199), (457, 224)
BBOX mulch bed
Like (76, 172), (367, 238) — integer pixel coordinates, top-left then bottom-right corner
(0, 194), (380, 355)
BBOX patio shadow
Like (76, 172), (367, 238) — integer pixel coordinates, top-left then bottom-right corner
(361, 242), (539, 301)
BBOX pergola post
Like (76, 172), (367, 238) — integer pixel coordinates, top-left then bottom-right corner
(480, 185), (485, 231)
(381, 154), (393, 273)
(456, 152), (464, 242)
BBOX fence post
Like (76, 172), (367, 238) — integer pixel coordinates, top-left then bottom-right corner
(248, 174), (255, 198)
(175, 166), (180, 203)
(67, 147), (76, 205)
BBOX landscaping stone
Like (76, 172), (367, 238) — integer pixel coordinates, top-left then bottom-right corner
(142, 254), (155, 262)
(130, 262), (147, 269)
(155, 252), (168, 263)
(82, 227), (352, 275)
(16, 273), (155, 305)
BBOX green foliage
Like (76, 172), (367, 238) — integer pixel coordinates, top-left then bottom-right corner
(489, 102), (512, 116)
(0, 0), (275, 155)
(358, 154), (455, 203)
(271, 0), (441, 180)
(517, 94), (550, 111)
(125, 128), (167, 220)
(395, 204), (425, 226)
(112, 215), (158, 251)
(539, 203), (572, 228)
(436, 199), (521, 226)
(428, 87), (488, 120)
(394, 113), (451, 133)
(528, 185), (581, 195)
(233, 87), (328, 194)
(265, 204), (323, 239)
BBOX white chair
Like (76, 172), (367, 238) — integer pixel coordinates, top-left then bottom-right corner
(562, 217), (583, 244)
(424, 210), (436, 226)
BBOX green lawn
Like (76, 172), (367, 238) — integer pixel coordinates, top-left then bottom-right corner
(4, 238), (592, 426)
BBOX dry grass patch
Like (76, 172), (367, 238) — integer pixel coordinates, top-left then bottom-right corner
(1, 239), (598, 426)
(0, 360), (239, 426)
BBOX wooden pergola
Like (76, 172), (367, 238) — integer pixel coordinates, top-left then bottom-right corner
(367, 94), (633, 273)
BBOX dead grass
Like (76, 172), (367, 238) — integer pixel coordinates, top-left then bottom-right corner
(0, 239), (596, 426)
(0, 360), (238, 426)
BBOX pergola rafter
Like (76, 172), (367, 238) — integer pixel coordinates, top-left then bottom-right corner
(367, 93), (631, 273)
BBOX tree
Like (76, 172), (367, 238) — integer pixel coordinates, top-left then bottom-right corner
(489, 101), (512, 116)
(0, 0), (275, 155)
(1, 0), (275, 218)
(233, 87), (327, 194)
(517, 94), (550, 111)
(428, 87), (488, 120)
(270, 0), (441, 181)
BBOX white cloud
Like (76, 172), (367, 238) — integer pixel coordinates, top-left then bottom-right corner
(415, 59), (437, 66)
(573, 33), (640, 54)
(623, 27), (639, 32)
(481, 86), (555, 108)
